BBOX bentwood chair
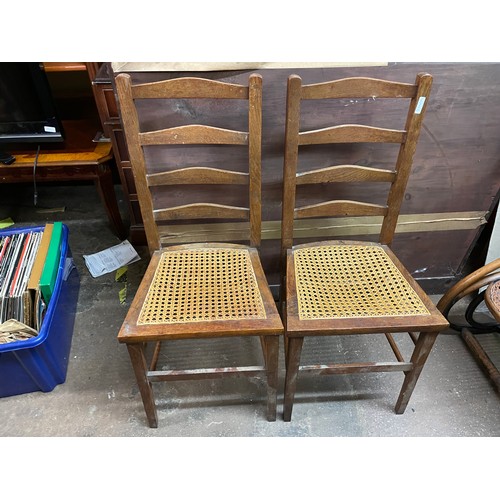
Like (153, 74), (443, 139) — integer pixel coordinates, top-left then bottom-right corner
(280, 72), (449, 421)
(437, 258), (500, 391)
(115, 73), (283, 428)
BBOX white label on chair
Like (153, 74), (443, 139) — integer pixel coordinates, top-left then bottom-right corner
(44, 125), (56, 133)
(415, 96), (426, 114)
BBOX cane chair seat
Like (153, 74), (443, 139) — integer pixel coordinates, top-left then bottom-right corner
(119, 244), (281, 342)
(293, 243), (430, 321)
(138, 247), (267, 326)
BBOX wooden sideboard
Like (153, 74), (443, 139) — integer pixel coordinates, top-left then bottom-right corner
(100, 62), (500, 293)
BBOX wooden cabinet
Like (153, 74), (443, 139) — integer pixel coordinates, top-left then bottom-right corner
(92, 63), (146, 245)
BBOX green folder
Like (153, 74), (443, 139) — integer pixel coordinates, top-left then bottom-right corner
(39, 222), (63, 304)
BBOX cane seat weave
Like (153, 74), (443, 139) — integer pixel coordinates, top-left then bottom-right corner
(138, 248), (267, 325)
(485, 280), (500, 322)
(294, 244), (430, 320)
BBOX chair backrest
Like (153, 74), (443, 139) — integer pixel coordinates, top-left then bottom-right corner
(281, 72), (433, 259)
(115, 73), (263, 253)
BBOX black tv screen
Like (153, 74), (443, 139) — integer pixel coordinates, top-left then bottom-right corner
(0, 62), (64, 143)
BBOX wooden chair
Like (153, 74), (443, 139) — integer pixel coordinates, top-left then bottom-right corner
(115, 73), (283, 428)
(280, 72), (449, 421)
(437, 258), (500, 391)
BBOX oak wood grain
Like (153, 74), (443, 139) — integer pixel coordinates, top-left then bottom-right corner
(153, 203), (249, 221)
(147, 167), (249, 186)
(301, 76), (417, 99)
(294, 200), (388, 219)
(139, 124), (248, 146)
(298, 124), (406, 145)
(296, 165), (396, 184)
(131, 76), (249, 99)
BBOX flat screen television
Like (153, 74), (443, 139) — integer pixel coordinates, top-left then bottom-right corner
(0, 62), (64, 144)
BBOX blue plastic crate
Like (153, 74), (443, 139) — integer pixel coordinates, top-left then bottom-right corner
(0, 224), (80, 397)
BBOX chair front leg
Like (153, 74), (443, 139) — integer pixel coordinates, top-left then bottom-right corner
(283, 336), (304, 422)
(395, 330), (439, 414)
(127, 343), (158, 428)
(262, 335), (279, 421)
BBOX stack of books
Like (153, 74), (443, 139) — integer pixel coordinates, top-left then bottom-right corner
(0, 222), (63, 335)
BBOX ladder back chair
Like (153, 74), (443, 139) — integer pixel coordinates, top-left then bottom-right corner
(281, 72), (449, 421)
(115, 73), (283, 428)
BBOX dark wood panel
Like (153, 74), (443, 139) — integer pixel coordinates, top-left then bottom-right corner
(111, 63), (500, 290)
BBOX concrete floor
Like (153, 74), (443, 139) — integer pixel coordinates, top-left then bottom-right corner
(1, 181), (499, 438)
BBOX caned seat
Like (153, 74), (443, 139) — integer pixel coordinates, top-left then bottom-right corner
(281, 72), (449, 421)
(115, 73), (283, 428)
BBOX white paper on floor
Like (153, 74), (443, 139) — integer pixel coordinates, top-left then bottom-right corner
(83, 240), (140, 278)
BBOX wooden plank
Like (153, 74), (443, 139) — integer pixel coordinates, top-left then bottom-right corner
(294, 200), (388, 219)
(156, 211), (487, 244)
(248, 73), (263, 247)
(296, 165), (396, 184)
(298, 124), (406, 145)
(147, 366), (265, 382)
(7, 143), (112, 166)
(147, 167), (249, 186)
(113, 63), (500, 290)
(139, 124), (248, 145)
(153, 203), (249, 221)
(380, 73), (433, 245)
(301, 77), (417, 99)
(43, 62), (87, 72)
(131, 77), (249, 99)
(298, 362), (413, 374)
(112, 62), (388, 72)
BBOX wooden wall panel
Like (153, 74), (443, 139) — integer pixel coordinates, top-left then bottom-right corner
(113, 63), (500, 292)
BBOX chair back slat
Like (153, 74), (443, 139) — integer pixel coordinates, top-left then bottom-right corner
(131, 77), (249, 99)
(147, 167), (249, 186)
(116, 73), (263, 253)
(295, 200), (387, 219)
(281, 72), (432, 260)
(139, 124), (249, 146)
(153, 203), (249, 221)
(301, 77), (417, 99)
(299, 124), (405, 145)
(296, 165), (396, 185)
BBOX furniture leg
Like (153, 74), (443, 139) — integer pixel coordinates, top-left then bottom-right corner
(283, 336), (304, 422)
(394, 331), (439, 414)
(94, 163), (127, 239)
(127, 343), (158, 428)
(461, 328), (500, 391)
(259, 335), (267, 367)
(263, 336), (279, 421)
